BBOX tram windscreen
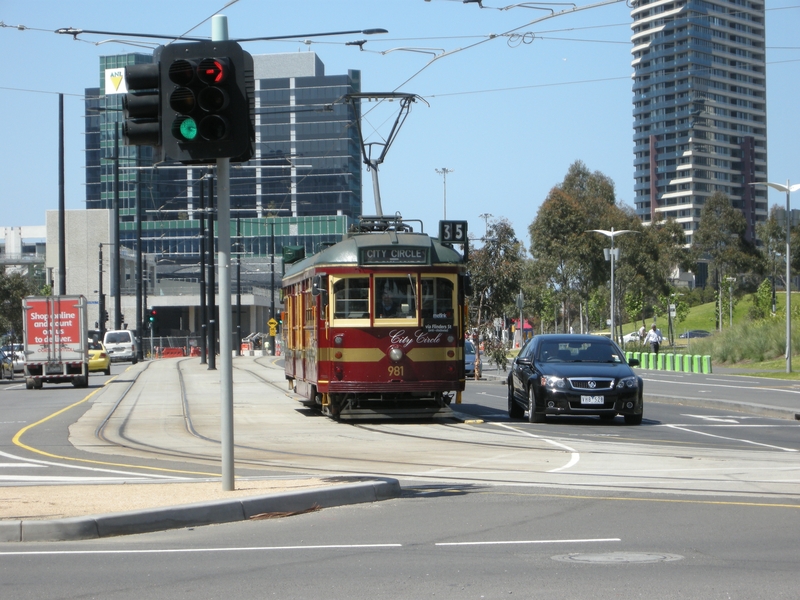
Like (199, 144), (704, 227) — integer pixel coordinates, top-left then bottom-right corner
(333, 277), (370, 319)
(421, 277), (454, 320)
(375, 276), (417, 319)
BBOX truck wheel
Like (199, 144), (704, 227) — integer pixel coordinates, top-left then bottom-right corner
(26, 378), (33, 390)
(72, 376), (88, 388)
(33, 378), (43, 390)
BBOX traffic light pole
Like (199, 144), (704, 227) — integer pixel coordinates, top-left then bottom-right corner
(214, 14), (235, 493)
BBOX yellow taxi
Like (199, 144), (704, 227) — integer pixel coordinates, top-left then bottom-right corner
(88, 340), (111, 376)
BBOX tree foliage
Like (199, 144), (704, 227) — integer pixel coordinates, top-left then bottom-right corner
(693, 192), (763, 288)
(466, 218), (525, 371)
(0, 272), (37, 342)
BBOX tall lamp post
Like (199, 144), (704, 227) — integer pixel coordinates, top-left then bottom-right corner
(435, 168), (454, 220)
(752, 180), (800, 373)
(588, 228), (638, 343)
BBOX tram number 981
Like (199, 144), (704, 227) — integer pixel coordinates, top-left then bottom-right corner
(388, 365), (404, 377)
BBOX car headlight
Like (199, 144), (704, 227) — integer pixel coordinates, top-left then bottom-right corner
(616, 376), (638, 389)
(541, 375), (566, 389)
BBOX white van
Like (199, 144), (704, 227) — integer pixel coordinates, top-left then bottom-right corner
(103, 330), (138, 364)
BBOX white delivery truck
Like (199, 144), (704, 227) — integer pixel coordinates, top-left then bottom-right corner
(23, 295), (89, 389)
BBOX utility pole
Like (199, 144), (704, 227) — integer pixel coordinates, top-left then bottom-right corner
(435, 168), (453, 220)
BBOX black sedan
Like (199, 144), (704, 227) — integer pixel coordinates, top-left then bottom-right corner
(507, 334), (643, 425)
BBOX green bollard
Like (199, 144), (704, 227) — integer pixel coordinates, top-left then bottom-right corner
(702, 355), (712, 374)
(674, 354), (683, 372)
(649, 353), (657, 370)
(665, 353), (674, 371)
(633, 352), (640, 366)
(626, 351), (632, 363)
(657, 353), (664, 370)
(683, 354), (692, 372)
(692, 354), (701, 373)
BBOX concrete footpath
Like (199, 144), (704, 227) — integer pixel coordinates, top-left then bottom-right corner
(0, 356), (401, 543)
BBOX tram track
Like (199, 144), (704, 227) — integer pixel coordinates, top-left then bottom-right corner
(85, 356), (588, 483)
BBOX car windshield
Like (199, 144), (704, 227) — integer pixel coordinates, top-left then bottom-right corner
(538, 341), (623, 363)
(465, 340), (476, 355)
(105, 332), (131, 344)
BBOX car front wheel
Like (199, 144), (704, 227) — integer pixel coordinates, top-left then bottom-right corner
(528, 387), (546, 423)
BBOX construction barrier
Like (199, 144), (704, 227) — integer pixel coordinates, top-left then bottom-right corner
(161, 347), (186, 358)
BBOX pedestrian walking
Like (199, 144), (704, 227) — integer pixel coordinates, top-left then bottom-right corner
(644, 323), (663, 354)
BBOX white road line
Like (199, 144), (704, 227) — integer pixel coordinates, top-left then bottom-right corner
(437, 538), (621, 546)
(665, 424), (798, 452)
(645, 376), (800, 396)
(0, 463), (45, 468)
(0, 449), (194, 480)
(492, 423), (580, 472)
(0, 544), (404, 557)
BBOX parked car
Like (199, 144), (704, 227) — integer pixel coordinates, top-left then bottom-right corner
(679, 330), (711, 339)
(88, 340), (111, 376)
(0, 349), (13, 380)
(465, 339), (482, 379)
(507, 334), (643, 425)
(103, 330), (138, 363)
(621, 331), (642, 344)
(1, 343), (24, 372)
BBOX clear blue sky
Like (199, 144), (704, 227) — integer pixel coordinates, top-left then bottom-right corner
(2, 1), (799, 247)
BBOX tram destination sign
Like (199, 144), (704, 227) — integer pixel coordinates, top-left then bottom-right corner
(359, 246), (429, 265)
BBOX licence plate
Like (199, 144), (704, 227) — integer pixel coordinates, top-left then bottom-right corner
(581, 395), (604, 405)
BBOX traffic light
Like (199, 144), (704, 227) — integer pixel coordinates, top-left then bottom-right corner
(122, 61), (161, 147)
(160, 41), (254, 164)
(148, 308), (158, 329)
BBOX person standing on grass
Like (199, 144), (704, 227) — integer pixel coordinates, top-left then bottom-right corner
(644, 323), (663, 354)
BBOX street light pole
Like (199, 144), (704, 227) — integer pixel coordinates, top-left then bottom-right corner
(588, 228), (639, 343)
(435, 168), (453, 220)
(752, 180), (800, 373)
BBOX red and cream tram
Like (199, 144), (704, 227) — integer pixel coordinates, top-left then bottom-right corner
(282, 217), (469, 419)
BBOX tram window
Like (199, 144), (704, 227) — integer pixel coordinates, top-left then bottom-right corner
(421, 277), (454, 319)
(375, 276), (417, 319)
(332, 277), (370, 319)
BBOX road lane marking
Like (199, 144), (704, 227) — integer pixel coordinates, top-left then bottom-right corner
(0, 544), (403, 556)
(644, 376), (800, 396)
(10, 389), (219, 478)
(492, 423), (580, 472)
(682, 414), (740, 423)
(437, 538), (620, 546)
(664, 424), (798, 452)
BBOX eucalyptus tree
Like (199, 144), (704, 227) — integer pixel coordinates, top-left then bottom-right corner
(529, 162), (618, 332)
(466, 218), (525, 372)
(693, 192), (762, 290)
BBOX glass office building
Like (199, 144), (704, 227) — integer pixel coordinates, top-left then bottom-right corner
(630, 0), (767, 250)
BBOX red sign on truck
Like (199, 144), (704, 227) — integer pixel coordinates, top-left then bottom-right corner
(25, 297), (84, 348)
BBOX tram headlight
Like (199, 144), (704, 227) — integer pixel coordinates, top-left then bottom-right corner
(388, 347), (404, 362)
(334, 335), (344, 346)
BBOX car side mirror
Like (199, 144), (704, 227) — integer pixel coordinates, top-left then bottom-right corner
(628, 358), (640, 367)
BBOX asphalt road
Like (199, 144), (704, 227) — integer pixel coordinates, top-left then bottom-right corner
(1, 484), (798, 599)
